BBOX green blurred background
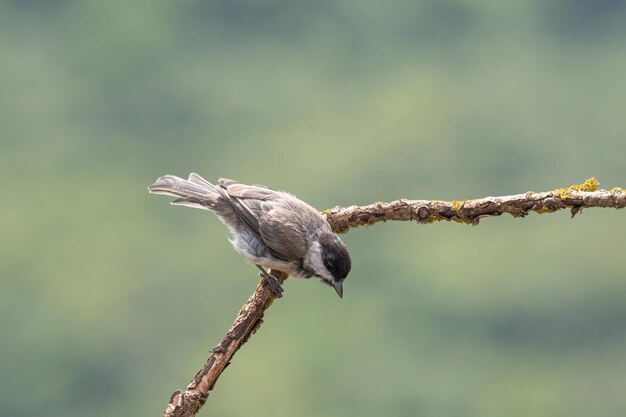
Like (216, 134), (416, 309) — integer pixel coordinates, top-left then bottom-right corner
(2, 1), (626, 416)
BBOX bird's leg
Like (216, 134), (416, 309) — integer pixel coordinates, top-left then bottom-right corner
(256, 265), (284, 297)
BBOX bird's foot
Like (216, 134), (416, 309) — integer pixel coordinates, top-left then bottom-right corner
(257, 266), (284, 297)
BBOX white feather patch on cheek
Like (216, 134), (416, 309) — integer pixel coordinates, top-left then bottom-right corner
(304, 241), (332, 282)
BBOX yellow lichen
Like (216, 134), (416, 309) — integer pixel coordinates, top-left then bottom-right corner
(424, 214), (447, 224)
(555, 177), (599, 199)
(572, 177), (599, 192)
(451, 200), (466, 212)
(534, 205), (556, 214)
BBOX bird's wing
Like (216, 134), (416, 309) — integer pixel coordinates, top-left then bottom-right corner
(255, 199), (310, 263)
(218, 178), (281, 200)
(217, 179), (306, 262)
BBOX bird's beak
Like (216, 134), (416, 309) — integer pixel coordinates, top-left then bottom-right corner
(333, 281), (343, 298)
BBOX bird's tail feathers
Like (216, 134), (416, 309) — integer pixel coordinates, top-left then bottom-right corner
(148, 173), (219, 210)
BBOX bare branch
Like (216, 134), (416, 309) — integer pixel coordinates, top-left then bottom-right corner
(161, 178), (625, 417)
(323, 178), (626, 232)
(163, 270), (287, 417)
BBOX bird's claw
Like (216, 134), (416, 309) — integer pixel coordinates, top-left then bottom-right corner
(257, 266), (284, 297)
(265, 274), (284, 297)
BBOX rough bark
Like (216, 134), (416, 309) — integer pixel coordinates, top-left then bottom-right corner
(163, 270), (288, 417)
(323, 178), (626, 232)
(162, 178), (625, 417)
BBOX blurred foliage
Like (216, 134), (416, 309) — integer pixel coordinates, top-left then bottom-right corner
(1, 1), (626, 416)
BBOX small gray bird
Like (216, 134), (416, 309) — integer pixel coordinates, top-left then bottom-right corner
(148, 173), (351, 298)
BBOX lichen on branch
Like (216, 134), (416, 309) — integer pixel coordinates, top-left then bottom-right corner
(323, 178), (625, 232)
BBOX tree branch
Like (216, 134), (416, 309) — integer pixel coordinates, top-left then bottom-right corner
(323, 178), (626, 232)
(163, 270), (288, 417)
(161, 178), (625, 417)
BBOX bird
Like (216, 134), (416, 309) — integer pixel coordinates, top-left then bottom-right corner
(148, 173), (351, 298)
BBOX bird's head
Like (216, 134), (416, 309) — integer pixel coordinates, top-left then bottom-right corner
(307, 232), (351, 298)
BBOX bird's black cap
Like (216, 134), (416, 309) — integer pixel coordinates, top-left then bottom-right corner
(318, 232), (351, 281)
